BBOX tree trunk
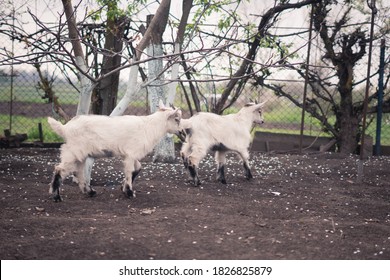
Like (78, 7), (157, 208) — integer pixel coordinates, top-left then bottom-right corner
(92, 16), (128, 115)
(167, 0), (193, 105)
(61, 0), (92, 115)
(110, 62), (140, 116)
(312, 1), (368, 154)
(337, 102), (360, 154)
(146, 12), (175, 163)
(336, 62), (359, 154)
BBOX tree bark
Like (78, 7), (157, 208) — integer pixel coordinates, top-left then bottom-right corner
(34, 63), (70, 122)
(167, 0), (193, 105)
(145, 6), (176, 162)
(313, 1), (367, 154)
(148, 41), (175, 162)
(135, 0), (171, 60)
(61, 0), (93, 115)
(92, 15), (129, 115)
(336, 62), (359, 154)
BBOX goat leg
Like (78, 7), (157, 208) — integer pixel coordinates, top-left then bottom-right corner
(123, 182), (135, 198)
(50, 173), (63, 202)
(188, 164), (201, 186)
(217, 163), (227, 184)
(243, 162), (253, 180)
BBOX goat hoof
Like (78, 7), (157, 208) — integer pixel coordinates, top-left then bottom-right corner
(88, 190), (97, 197)
(126, 189), (134, 198)
(53, 194), (63, 202)
(245, 171), (253, 180)
(217, 176), (227, 184)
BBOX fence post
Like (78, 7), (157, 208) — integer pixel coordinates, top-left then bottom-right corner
(374, 39), (385, 156)
(358, 0), (377, 182)
(299, 4), (314, 153)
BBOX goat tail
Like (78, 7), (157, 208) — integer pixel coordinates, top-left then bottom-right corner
(48, 117), (66, 138)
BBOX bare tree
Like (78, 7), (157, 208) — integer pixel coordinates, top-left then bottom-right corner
(213, 0), (321, 114)
(257, 0), (389, 154)
(34, 62), (71, 121)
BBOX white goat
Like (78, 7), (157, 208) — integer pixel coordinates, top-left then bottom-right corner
(48, 102), (182, 201)
(180, 102), (265, 186)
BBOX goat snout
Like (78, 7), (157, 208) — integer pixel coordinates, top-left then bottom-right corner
(255, 119), (264, 125)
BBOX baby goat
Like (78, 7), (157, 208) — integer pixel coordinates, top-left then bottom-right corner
(48, 102), (182, 202)
(180, 102), (265, 186)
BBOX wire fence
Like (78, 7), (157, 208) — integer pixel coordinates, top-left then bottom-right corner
(0, 25), (388, 153)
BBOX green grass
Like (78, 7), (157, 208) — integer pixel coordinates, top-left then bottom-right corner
(1, 86), (389, 145)
(0, 84), (79, 104)
(27, 119), (64, 142)
(1, 113), (389, 145)
(256, 113), (389, 146)
(365, 119), (390, 146)
(1, 115), (63, 142)
(254, 126), (331, 137)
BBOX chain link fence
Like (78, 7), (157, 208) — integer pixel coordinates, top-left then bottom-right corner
(1, 26), (388, 152)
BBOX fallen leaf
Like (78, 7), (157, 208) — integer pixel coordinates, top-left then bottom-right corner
(35, 207), (45, 212)
(140, 208), (156, 215)
(364, 218), (380, 223)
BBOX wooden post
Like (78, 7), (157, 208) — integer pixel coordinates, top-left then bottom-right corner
(38, 122), (44, 143)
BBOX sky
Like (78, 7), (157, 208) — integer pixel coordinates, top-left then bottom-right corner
(1, 0), (383, 86)
(4, 0), (312, 34)
(1, 0), (310, 70)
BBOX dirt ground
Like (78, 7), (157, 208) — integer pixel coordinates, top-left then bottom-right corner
(0, 147), (389, 260)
